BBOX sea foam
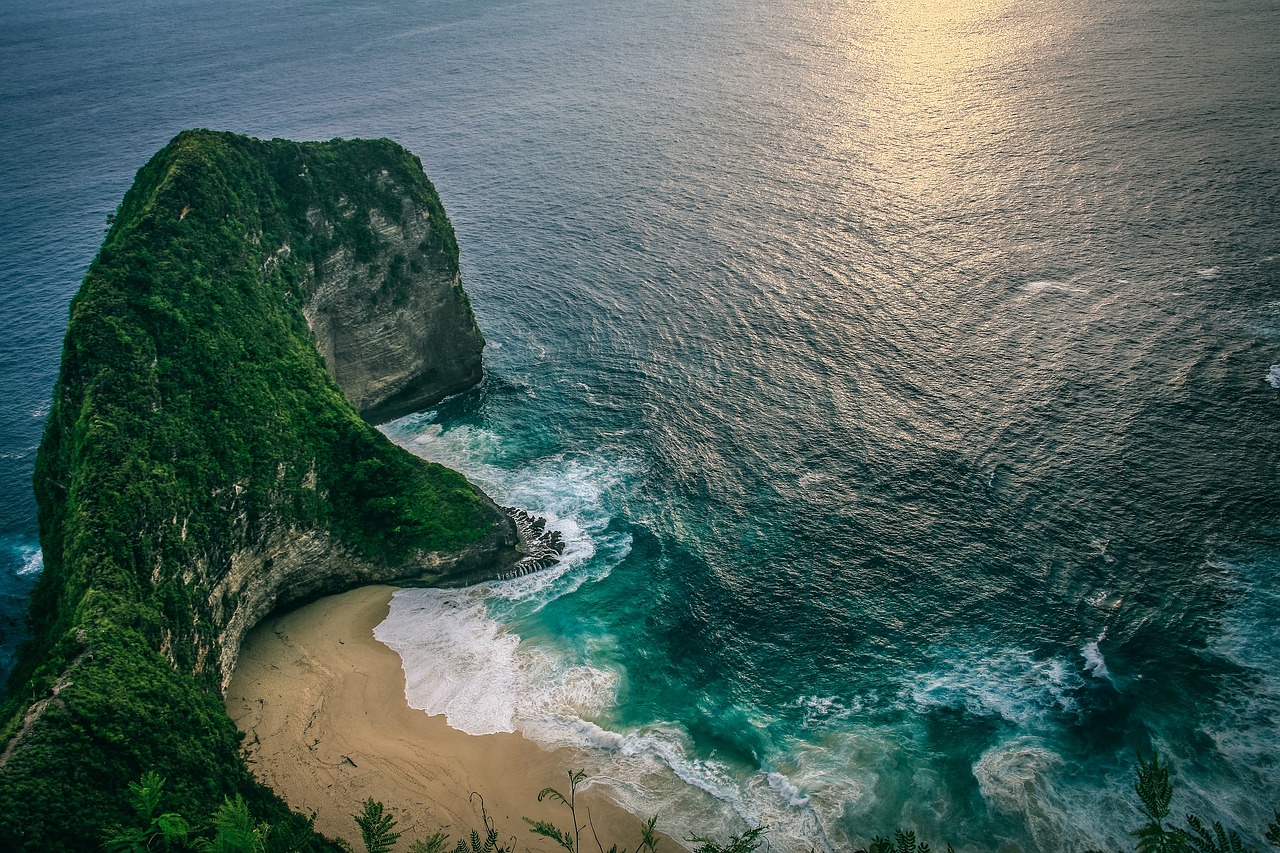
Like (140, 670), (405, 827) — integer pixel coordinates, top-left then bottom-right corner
(910, 648), (1084, 726)
(973, 737), (1076, 849)
(372, 414), (851, 851)
(376, 587), (524, 734)
(17, 546), (42, 576)
(372, 413), (1152, 851)
(1082, 632), (1110, 680)
(1021, 280), (1088, 296)
(374, 417), (635, 733)
(1196, 557), (1280, 835)
(372, 410), (1156, 852)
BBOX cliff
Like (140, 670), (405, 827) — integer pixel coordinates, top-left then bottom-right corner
(301, 167), (485, 423)
(0, 130), (530, 851)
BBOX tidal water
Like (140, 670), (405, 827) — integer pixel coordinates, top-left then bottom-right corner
(2, 0), (1278, 849)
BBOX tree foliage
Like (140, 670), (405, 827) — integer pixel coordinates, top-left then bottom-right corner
(856, 828), (954, 853)
(1132, 750), (1183, 853)
(192, 796), (270, 853)
(686, 826), (766, 853)
(526, 769), (660, 853)
(108, 761), (1280, 853)
(104, 771), (192, 853)
(354, 799), (401, 853)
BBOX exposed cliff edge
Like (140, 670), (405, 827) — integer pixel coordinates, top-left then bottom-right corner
(301, 171), (485, 423)
(0, 130), (541, 852)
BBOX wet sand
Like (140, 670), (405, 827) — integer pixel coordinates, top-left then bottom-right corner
(225, 585), (656, 851)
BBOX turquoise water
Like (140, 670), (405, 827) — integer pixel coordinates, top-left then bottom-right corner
(3, 0), (1280, 849)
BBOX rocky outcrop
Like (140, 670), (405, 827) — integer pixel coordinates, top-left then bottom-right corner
(303, 192), (485, 424)
(0, 130), (555, 852)
(497, 508), (568, 580)
(212, 503), (564, 692)
(212, 522), (494, 691)
(202, 141), (530, 684)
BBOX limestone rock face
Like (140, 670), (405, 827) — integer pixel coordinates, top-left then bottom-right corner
(304, 195), (485, 423)
(212, 501), (520, 692)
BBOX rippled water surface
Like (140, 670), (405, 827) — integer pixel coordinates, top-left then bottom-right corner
(2, 0), (1279, 848)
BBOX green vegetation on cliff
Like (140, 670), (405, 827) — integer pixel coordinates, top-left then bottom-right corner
(0, 130), (504, 852)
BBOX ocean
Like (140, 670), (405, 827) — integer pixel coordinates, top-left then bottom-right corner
(2, 0), (1278, 849)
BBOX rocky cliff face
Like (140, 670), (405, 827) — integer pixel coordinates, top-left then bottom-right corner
(201, 139), (531, 687)
(0, 130), (542, 852)
(303, 180), (485, 423)
(212, 504), (519, 692)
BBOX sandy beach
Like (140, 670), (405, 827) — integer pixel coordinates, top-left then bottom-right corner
(225, 585), (657, 851)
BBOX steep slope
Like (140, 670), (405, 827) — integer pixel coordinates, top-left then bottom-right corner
(0, 130), (520, 851)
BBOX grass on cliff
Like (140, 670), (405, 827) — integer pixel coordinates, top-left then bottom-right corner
(0, 130), (498, 852)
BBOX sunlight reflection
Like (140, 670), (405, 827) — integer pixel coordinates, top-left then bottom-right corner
(814, 0), (1074, 231)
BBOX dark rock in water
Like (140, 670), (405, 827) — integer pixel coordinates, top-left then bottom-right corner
(447, 506), (568, 582)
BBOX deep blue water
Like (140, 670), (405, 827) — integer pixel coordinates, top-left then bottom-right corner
(2, 0), (1279, 849)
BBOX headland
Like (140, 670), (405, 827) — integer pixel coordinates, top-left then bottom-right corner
(0, 129), (560, 851)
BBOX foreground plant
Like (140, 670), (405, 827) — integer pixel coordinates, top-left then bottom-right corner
(111, 755), (1279, 853)
(105, 771), (275, 853)
(342, 799), (400, 853)
(104, 771), (192, 853)
(526, 770), (661, 853)
(686, 826), (766, 853)
(193, 796), (270, 853)
(854, 828), (955, 853)
(1085, 750), (1256, 853)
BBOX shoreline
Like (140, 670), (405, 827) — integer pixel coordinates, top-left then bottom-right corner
(225, 585), (659, 851)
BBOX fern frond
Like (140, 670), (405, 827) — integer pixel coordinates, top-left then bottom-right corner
(1136, 750), (1176, 824)
(538, 787), (570, 806)
(639, 814), (661, 853)
(1176, 814), (1253, 853)
(525, 817), (575, 852)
